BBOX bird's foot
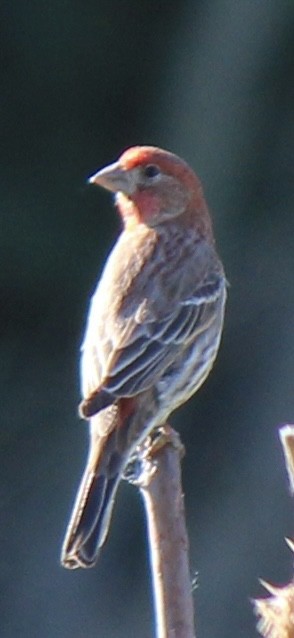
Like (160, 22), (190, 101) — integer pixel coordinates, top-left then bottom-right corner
(123, 424), (185, 487)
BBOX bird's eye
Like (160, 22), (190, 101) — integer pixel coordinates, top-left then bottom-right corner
(142, 164), (160, 179)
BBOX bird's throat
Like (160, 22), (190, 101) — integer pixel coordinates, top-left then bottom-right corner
(115, 192), (140, 229)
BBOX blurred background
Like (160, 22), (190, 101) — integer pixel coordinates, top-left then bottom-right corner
(0, 1), (293, 636)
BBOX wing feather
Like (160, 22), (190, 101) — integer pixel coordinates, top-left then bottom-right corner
(81, 226), (226, 402)
(102, 279), (223, 397)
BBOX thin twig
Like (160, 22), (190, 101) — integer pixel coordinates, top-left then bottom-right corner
(135, 425), (196, 638)
(279, 424), (294, 494)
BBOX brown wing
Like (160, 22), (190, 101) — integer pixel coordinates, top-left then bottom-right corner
(81, 224), (225, 404)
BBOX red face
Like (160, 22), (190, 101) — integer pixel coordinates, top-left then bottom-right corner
(116, 146), (200, 226)
(89, 146), (211, 235)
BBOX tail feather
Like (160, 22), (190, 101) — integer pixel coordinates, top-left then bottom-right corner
(61, 413), (127, 569)
(75, 476), (119, 567)
(61, 395), (153, 568)
(61, 465), (120, 569)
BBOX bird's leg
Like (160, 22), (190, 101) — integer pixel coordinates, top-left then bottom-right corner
(146, 424), (185, 459)
(123, 424), (185, 487)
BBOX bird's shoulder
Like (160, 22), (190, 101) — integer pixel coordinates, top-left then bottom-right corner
(87, 221), (224, 334)
(117, 223), (224, 320)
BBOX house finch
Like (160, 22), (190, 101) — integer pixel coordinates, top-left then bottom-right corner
(61, 145), (226, 569)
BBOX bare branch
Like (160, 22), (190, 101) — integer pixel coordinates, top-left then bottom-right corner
(279, 425), (294, 494)
(134, 425), (196, 638)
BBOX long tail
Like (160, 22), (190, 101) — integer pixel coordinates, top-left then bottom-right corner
(61, 411), (128, 569)
(61, 392), (157, 568)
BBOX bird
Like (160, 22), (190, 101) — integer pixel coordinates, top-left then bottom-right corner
(61, 145), (226, 569)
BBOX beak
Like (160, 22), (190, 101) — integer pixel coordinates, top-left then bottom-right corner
(88, 161), (136, 195)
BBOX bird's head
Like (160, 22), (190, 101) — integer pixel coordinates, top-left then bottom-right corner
(89, 146), (212, 236)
